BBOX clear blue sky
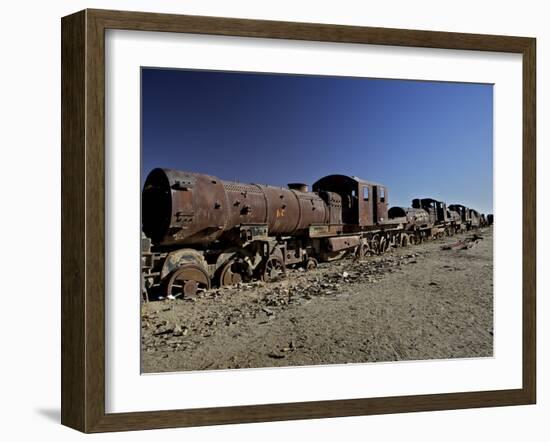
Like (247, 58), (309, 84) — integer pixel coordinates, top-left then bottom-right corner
(142, 68), (493, 214)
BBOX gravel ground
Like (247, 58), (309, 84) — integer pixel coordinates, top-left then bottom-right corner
(141, 228), (493, 373)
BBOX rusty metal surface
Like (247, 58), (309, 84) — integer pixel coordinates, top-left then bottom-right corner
(480, 213), (488, 227)
(373, 185), (389, 223)
(388, 206), (430, 228)
(449, 204), (471, 223)
(387, 207), (407, 223)
(469, 209), (481, 228)
(160, 248), (209, 280)
(223, 178), (328, 237)
(142, 169), (227, 246)
(326, 235), (361, 252)
(448, 209), (461, 224)
(312, 174), (388, 227)
(308, 224), (345, 238)
(317, 191), (343, 225)
(412, 198), (449, 225)
(143, 168), (331, 247)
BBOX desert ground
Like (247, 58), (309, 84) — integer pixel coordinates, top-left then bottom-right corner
(141, 228), (493, 373)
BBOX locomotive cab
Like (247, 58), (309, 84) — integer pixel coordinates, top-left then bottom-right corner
(412, 198), (448, 225)
(312, 174), (388, 228)
(449, 204), (471, 223)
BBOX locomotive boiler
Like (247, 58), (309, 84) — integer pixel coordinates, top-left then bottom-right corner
(142, 168), (328, 247)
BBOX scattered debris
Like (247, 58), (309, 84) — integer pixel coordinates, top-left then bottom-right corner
(268, 352), (286, 359)
(441, 234), (483, 250)
(141, 229), (494, 372)
(153, 324), (174, 336)
(172, 325), (188, 336)
(281, 342), (295, 352)
(141, 252), (420, 355)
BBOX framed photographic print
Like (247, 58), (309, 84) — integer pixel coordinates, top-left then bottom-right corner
(61, 9), (536, 433)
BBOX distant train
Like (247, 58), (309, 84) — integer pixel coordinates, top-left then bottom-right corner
(141, 169), (490, 299)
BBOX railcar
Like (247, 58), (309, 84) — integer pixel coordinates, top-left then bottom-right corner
(141, 168), (486, 299)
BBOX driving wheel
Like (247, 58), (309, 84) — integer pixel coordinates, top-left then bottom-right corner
(166, 264), (210, 298)
(218, 259), (243, 287)
(262, 256), (286, 282)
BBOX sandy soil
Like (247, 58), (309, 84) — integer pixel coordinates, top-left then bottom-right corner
(141, 228), (493, 373)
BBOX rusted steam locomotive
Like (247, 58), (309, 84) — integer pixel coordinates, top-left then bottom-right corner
(141, 168), (487, 299)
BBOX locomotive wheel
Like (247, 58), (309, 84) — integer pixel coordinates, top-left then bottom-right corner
(408, 233), (417, 245)
(400, 234), (409, 247)
(378, 236), (388, 254)
(370, 234), (381, 255)
(262, 256), (286, 282)
(218, 259), (243, 287)
(305, 257), (318, 271)
(166, 264), (210, 298)
(355, 242), (368, 259)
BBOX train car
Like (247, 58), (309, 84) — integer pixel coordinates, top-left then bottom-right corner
(469, 209), (482, 229)
(480, 213), (488, 227)
(311, 174), (407, 254)
(410, 198), (462, 237)
(141, 168), (486, 300)
(448, 204), (471, 231)
(412, 198), (448, 225)
(447, 208), (462, 227)
(387, 207), (430, 230)
(141, 169), (407, 299)
(388, 198), (462, 241)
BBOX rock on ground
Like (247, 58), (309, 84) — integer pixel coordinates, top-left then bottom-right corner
(141, 228), (493, 373)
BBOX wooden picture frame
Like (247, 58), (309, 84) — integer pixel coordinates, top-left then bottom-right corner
(61, 8), (536, 433)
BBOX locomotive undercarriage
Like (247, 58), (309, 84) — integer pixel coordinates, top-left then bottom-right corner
(142, 220), (480, 301)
